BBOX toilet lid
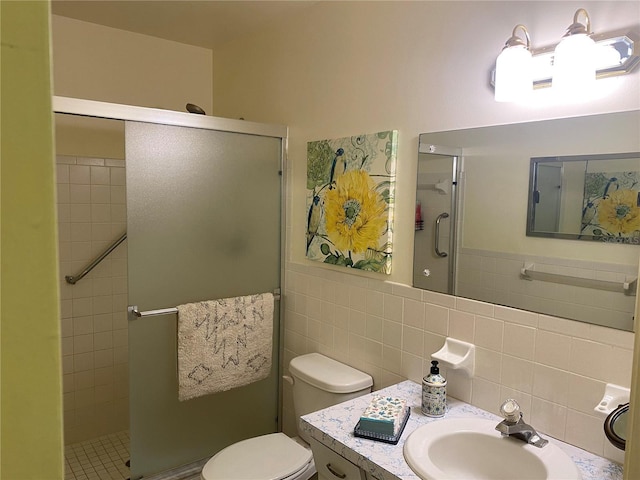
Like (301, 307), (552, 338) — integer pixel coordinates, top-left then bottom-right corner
(201, 433), (313, 480)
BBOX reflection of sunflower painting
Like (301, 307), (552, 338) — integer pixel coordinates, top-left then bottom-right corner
(306, 131), (397, 274)
(582, 171), (640, 241)
(597, 189), (640, 234)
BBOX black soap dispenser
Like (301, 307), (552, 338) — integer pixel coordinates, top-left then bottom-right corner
(421, 360), (447, 417)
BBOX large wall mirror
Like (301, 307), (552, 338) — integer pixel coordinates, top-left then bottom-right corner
(414, 110), (639, 332)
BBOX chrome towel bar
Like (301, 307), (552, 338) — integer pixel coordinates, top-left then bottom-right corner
(128, 290), (282, 320)
(128, 306), (178, 318)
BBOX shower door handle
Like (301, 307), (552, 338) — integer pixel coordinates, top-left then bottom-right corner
(435, 212), (449, 258)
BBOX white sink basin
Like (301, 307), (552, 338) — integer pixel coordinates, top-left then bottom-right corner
(403, 417), (581, 480)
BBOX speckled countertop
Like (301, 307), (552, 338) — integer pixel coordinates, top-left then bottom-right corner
(300, 380), (622, 480)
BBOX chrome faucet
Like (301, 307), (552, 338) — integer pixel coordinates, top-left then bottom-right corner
(495, 399), (548, 448)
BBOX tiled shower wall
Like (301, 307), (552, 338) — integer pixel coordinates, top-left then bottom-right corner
(56, 155), (129, 444)
(282, 262), (635, 464)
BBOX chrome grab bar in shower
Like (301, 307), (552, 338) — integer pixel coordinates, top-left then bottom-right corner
(65, 232), (127, 284)
(434, 213), (449, 258)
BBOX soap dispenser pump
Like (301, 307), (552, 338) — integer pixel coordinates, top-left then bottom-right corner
(422, 360), (447, 417)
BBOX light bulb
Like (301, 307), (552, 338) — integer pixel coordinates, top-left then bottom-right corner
(553, 34), (596, 98)
(495, 45), (533, 102)
(494, 24), (533, 103)
(552, 9), (596, 101)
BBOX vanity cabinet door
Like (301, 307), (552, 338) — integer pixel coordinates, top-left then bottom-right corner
(310, 438), (366, 480)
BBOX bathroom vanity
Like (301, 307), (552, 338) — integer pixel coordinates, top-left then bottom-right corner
(300, 381), (622, 480)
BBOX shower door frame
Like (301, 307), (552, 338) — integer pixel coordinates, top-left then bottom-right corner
(414, 141), (462, 295)
(52, 94), (288, 459)
(53, 96), (286, 138)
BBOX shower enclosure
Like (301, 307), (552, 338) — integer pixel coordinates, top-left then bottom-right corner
(413, 143), (461, 295)
(54, 97), (286, 479)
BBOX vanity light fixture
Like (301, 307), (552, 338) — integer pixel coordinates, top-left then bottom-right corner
(494, 24), (532, 102)
(491, 9), (640, 102)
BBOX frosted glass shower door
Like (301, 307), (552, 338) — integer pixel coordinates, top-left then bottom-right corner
(413, 151), (458, 295)
(126, 121), (282, 479)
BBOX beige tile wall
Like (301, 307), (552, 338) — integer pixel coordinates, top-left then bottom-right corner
(282, 262), (634, 463)
(57, 155), (129, 444)
(457, 248), (637, 331)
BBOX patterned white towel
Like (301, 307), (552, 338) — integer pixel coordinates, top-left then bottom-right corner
(177, 292), (274, 401)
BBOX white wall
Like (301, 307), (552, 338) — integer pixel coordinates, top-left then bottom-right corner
(52, 15), (213, 113)
(211, 1), (640, 463)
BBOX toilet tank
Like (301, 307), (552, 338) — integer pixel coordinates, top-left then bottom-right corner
(289, 353), (373, 442)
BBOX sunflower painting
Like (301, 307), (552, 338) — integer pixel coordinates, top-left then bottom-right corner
(306, 131), (397, 273)
(581, 171), (640, 243)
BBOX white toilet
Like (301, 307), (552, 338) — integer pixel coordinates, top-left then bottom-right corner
(200, 353), (373, 480)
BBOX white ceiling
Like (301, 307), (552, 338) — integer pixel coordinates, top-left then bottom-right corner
(51, 0), (318, 50)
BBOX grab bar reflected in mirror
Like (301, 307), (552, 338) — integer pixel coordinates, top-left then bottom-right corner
(435, 213), (449, 258)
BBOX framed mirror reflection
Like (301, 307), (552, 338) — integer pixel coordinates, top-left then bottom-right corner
(415, 110), (640, 332)
(527, 152), (640, 243)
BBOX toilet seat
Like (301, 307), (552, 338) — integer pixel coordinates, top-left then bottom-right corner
(201, 432), (314, 480)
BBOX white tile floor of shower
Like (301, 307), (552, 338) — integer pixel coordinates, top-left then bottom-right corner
(64, 430), (130, 480)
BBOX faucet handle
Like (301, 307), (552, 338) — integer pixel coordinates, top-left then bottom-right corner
(500, 399), (521, 423)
